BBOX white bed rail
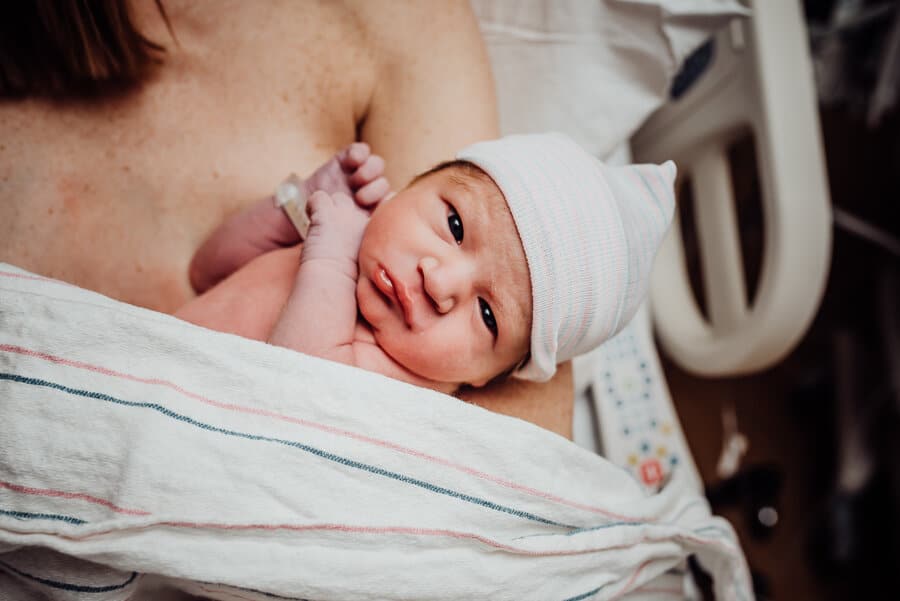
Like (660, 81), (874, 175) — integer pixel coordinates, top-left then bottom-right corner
(631, 0), (832, 376)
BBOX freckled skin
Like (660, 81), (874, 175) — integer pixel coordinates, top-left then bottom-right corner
(0, 2), (380, 313)
(0, 0), (574, 437)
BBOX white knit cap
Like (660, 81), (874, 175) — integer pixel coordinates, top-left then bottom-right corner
(457, 132), (676, 382)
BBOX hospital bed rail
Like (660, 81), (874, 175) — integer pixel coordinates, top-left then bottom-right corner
(632, 0), (832, 377)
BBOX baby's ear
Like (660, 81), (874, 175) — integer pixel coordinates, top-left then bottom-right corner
(468, 377), (490, 388)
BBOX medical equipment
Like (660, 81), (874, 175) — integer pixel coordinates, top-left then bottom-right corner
(602, 0), (831, 492)
(478, 0), (831, 489)
(274, 173), (311, 241)
(632, 0), (832, 377)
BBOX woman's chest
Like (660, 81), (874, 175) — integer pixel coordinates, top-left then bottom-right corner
(0, 9), (374, 312)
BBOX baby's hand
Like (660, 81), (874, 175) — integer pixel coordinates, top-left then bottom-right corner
(188, 144), (388, 294)
(301, 190), (371, 275)
(305, 143), (391, 210)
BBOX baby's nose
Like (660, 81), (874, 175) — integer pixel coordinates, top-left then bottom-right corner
(418, 256), (467, 314)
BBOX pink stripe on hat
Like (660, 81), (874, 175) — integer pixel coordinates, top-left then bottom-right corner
(458, 133), (676, 381)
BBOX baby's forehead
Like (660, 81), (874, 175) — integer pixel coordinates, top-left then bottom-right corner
(441, 164), (510, 226)
(442, 165), (533, 340)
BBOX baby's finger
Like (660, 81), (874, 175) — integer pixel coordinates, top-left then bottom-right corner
(337, 142), (370, 172)
(307, 190), (334, 215)
(355, 176), (391, 207)
(331, 191), (355, 205)
(348, 154), (385, 188)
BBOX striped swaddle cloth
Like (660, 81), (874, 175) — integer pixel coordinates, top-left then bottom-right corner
(0, 265), (752, 600)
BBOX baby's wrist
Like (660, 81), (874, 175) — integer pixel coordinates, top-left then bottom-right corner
(299, 253), (359, 283)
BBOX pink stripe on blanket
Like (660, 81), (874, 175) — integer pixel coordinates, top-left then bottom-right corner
(0, 343), (652, 524)
(37, 518), (741, 562)
(612, 560), (652, 600)
(0, 480), (150, 516)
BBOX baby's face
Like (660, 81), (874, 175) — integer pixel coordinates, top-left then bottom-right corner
(356, 165), (532, 387)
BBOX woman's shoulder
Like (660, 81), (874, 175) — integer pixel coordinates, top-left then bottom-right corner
(349, 0), (484, 59)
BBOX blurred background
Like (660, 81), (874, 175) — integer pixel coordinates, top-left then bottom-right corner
(666, 0), (900, 598)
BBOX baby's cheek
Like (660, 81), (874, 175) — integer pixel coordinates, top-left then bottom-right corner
(411, 330), (480, 379)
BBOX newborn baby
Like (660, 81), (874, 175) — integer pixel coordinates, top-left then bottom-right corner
(185, 133), (676, 394)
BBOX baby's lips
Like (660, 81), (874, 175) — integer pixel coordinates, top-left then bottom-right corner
(377, 267), (394, 294)
(373, 265), (396, 301)
(393, 276), (417, 329)
(375, 265), (418, 329)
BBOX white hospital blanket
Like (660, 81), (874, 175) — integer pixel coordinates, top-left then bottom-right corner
(0, 265), (752, 600)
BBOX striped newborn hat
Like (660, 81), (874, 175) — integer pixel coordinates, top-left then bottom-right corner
(457, 133), (676, 382)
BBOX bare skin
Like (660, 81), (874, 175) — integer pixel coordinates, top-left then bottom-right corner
(187, 143), (390, 295)
(177, 244), (573, 437)
(0, 0), (573, 438)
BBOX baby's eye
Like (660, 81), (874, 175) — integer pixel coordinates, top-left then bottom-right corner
(479, 298), (498, 338)
(447, 205), (464, 244)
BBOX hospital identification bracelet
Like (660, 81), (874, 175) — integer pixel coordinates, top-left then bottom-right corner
(274, 173), (311, 241)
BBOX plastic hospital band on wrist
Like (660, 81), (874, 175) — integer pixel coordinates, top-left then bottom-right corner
(274, 173), (311, 241)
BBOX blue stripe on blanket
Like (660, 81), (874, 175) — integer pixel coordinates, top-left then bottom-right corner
(0, 372), (574, 529)
(0, 559), (138, 593)
(561, 582), (611, 601)
(0, 508), (86, 525)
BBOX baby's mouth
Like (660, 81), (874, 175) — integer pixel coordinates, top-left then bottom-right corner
(374, 265), (416, 329)
(374, 266), (396, 302)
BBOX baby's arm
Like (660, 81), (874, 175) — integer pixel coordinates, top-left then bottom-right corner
(189, 143), (390, 294)
(268, 191), (369, 364)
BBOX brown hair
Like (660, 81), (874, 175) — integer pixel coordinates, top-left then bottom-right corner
(0, 0), (172, 98)
(412, 159), (490, 186)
